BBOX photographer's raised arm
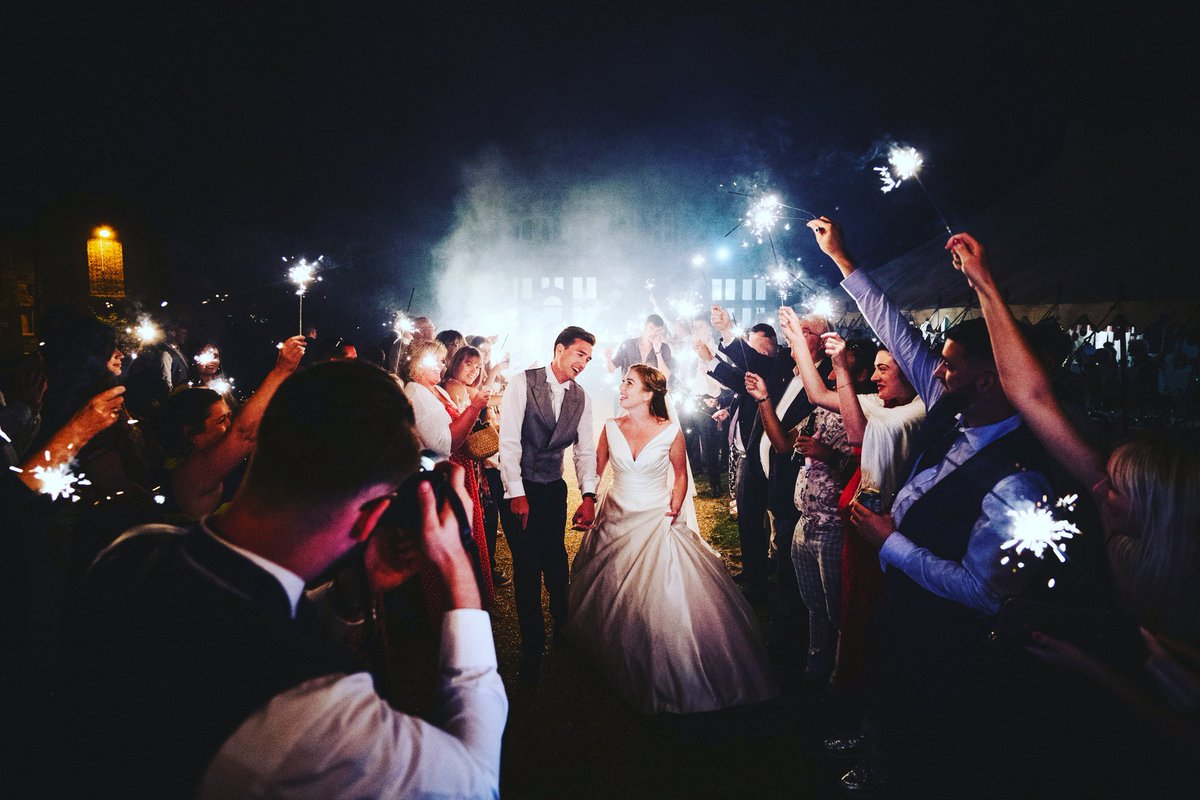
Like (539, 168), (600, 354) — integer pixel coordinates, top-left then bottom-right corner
(947, 233), (1106, 490)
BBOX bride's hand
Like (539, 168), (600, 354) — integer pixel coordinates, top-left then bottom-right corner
(666, 505), (681, 522)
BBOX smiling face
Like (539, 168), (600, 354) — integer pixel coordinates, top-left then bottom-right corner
(107, 347), (124, 376)
(618, 369), (653, 412)
(552, 338), (593, 381)
(457, 354), (482, 385)
(872, 350), (916, 407)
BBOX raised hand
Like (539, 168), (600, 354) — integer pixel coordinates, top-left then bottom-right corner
(693, 337), (714, 363)
(74, 385), (127, 441)
(743, 372), (768, 401)
(822, 332), (848, 368)
(710, 305), (733, 332)
(274, 335), (307, 374)
(777, 306), (803, 341)
(945, 232), (993, 290)
(806, 216), (850, 263)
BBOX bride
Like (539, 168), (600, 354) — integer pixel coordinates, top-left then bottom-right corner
(564, 364), (779, 714)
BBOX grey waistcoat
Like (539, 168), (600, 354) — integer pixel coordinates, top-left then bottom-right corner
(520, 367), (586, 485)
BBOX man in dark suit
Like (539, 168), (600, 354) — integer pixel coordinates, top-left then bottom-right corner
(63, 360), (507, 799)
(696, 307), (828, 617)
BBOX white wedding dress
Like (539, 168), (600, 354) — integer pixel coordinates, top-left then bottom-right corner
(565, 419), (779, 714)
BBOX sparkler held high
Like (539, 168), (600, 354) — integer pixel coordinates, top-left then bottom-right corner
(874, 144), (955, 238)
(285, 256), (323, 335)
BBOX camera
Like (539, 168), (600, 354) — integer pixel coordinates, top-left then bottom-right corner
(379, 452), (489, 597)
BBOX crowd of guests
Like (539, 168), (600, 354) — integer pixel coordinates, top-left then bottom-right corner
(1, 214), (1198, 797)
(675, 219), (1199, 796)
(1, 309), (513, 797)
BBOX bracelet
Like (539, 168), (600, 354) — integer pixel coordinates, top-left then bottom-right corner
(755, 396), (768, 404)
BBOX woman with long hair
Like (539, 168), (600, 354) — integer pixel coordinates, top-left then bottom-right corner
(565, 364), (778, 714)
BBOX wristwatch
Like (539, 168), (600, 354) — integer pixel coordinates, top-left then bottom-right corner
(582, 492), (597, 501)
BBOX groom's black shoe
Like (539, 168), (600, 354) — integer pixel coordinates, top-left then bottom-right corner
(519, 654), (541, 686)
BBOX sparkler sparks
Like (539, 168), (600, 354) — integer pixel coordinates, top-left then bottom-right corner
(194, 348), (218, 367)
(285, 256), (324, 335)
(286, 258), (321, 295)
(393, 312), (417, 336)
(746, 194), (782, 242)
(809, 296), (836, 320)
(1001, 502), (1080, 563)
(876, 146), (924, 193)
(134, 317), (161, 345)
(31, 461), (91, 502)
(207, 378), (233, 395)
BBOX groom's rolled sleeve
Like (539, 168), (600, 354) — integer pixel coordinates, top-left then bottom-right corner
(498, 371), (527, 499)
(572, 390), (598, 495)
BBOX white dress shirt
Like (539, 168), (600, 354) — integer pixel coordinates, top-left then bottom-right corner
(196, 519), (507, 799)
(405, 382), (454, 458)
(498, 367), (598, 499)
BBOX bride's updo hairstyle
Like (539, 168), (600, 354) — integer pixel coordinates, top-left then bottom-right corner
(629, 364), (670, 420)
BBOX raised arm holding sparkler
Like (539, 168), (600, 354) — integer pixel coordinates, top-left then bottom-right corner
(13, 386), (126, 499)
(172, 335), (307, 518)
(946, 233), (1106, 491)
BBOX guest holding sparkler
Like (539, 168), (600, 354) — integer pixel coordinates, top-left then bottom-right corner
(947, 230), (1200, 791)
(190, 342), (237, 407)
(35, 311), (159, 561)
(948, 233), (1200, 643)
(167, 336), (307, 519)
(807, 217), (1052, 796)
(404, 339), (496, 609)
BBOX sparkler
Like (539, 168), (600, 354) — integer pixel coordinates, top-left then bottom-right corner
(134, 317), (161, 346)
(393, 312), (417, 336)
(285, 256), (323, 335)
(194, 348), (218, 367)
(874, 144), (955, 237)
(207, 377), (233, 395)
(1000, 501), (1080, 563)
(30, 457), (91, 502)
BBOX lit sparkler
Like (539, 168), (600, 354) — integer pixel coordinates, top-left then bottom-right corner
(31, 459), (91, 502)
(746, 194), (782, 243)
(875, 146), (924, 193)
(285, 256), (323, 335)
(808, 295), (836, 321)
(207, 377), (233, 395)
(1000, 501), (1080, 563)
(194, 348), (218, 367)
(393, 312), (417, 336)
(134, 317), (161, 346)
(874, 144), (954, 237)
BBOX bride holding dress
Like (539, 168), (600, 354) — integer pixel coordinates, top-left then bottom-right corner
(564, 364), (778, 714)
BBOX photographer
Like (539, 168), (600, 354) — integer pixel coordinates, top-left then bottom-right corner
(63, 360), (507, 799)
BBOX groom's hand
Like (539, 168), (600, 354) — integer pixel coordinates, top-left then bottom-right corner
(510, 496), (530, 529)
(571, 496), (596, 530)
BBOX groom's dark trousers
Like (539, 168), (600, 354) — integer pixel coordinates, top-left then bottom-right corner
(499, 479), (569, 658)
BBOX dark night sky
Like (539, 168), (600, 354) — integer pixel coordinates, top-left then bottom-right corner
(3, 1), (1196, 338)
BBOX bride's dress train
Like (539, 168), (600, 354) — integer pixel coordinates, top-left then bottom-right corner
(565, 419), (779, 714)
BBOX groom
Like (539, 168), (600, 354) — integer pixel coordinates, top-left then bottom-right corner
(497, 326), (599, 684)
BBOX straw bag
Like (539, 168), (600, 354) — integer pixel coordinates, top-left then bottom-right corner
(464, 423), (500, 460)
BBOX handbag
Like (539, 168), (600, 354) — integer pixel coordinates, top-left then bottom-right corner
(464, 423), (500, 460)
